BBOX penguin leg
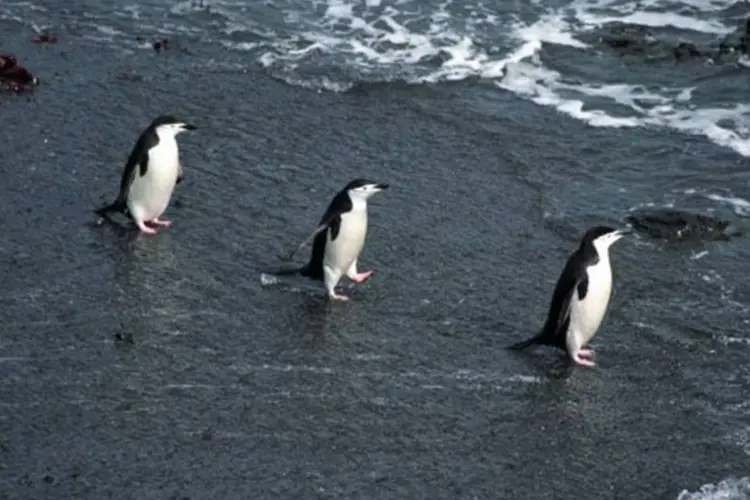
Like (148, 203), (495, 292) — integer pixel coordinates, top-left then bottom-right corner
(135, 220), (158, 235)
(572, 353), (596, 367)
(346, 259), (374, 284)
(131, 209), (158, 235)
(148, 217), (172, 227)
(324, 265), (349, 301)
(567, 333), (596, 367)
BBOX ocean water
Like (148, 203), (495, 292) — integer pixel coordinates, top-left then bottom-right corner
(1, 0), (749, 499)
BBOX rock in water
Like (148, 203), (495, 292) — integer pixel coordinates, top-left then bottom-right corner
(625, 208), (743, 241)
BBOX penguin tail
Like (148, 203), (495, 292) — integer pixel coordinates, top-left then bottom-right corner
(94, 199), (126, 219)
(264, 257), (320, 280)
(506, 333), (543, 350)
(299, 263), (325, 281)
(266, 266), (305, 277)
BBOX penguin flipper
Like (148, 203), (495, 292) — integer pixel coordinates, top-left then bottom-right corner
(279, 216), (338, 262)
(280, 223), (328, 261)
(280, 187), (355, 262)
(95, 135), (149, 221)
(108, 128), (153, 206)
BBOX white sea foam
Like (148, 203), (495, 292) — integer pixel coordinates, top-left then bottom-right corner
(494, 9), (750, 155)
(259, 273), (280, 286)
(690, 250), (709, 260)
(7, 0), (748, 158)
(574, 10), (733, 35)
(676, 477), (750, 500)
(211, 0), (750, 158)
(715, 335), (750, 346)
(705, 193), (750, 217)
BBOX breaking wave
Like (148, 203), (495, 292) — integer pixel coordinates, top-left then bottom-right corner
(677, 477), (750, 500)
(215, 0), (750, 157)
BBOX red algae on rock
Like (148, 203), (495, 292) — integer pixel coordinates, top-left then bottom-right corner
(0, 53), (39, 93)
(31, 32), (57, 44)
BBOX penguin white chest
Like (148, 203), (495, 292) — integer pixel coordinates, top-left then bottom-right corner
(569, 258), (613, 346)
(324, 210), (368, 272)
(128, 138), (180, 220)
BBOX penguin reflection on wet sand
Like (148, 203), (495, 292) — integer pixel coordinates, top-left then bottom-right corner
(276, 178), (390, 301)
(507, 226), (630, 367)
(94, 115), (196, 235)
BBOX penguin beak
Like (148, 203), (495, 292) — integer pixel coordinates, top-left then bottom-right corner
(375, 183), (389, 190)
(617, 228), (632, 236)
(181, 123), (197, 131)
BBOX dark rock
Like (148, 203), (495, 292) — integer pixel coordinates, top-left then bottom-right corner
(153, 38), (169, 53)
(625, 208), (742, 241)
(114, 331), (134, 344)
(2, 65), (38, 85)
(601, 24), (655, 55)
(0, 53), (17, 70)
(599, 23), (715, 62)
(0, 53), (39, 93)
(718, 17), (750, 55)
(673, 42), (704, 60)
(31, 32), (56, 44)
(117, 69), (143, 81)
(144, 36), (191, 55)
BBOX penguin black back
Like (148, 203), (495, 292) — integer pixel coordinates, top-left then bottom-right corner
(300, 187), (353, 280)
(508, 225), (617, 352)
(94, 115), (186, 220)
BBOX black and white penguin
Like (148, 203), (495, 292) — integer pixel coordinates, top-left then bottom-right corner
(507, 226), (630, 367)
(278, 178), (389, 301)
(94, 115), (196, 235)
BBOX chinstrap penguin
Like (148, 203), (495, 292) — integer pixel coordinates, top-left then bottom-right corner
(277, 178), (389, 301)
(507, 226), (630, 367)
(94, 115), (196, 235)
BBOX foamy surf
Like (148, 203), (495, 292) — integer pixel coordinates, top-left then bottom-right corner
(704, 193), (750, 218)
(6, 0), (750, 153)
(715, 335), (750, 347)
(676, 477), (750, 500)
(259, 273), (280, 286)
(201, 0), (750, 158)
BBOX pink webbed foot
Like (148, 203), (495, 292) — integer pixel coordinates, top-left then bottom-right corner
(572, 352), (596, 368)
(148, 218), (172, 227)
(578, 348), (594, 358)
(329, 293), (350, 302)
(349, 270), (374, 284)
(136, 221), (158, 235)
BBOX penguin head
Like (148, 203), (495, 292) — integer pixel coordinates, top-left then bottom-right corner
(344, 178), (389, 201)
(584, 225), (630, 252)
(151, 115), (197, 136)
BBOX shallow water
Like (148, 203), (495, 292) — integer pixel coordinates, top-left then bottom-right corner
(1, 1), (749, 499)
